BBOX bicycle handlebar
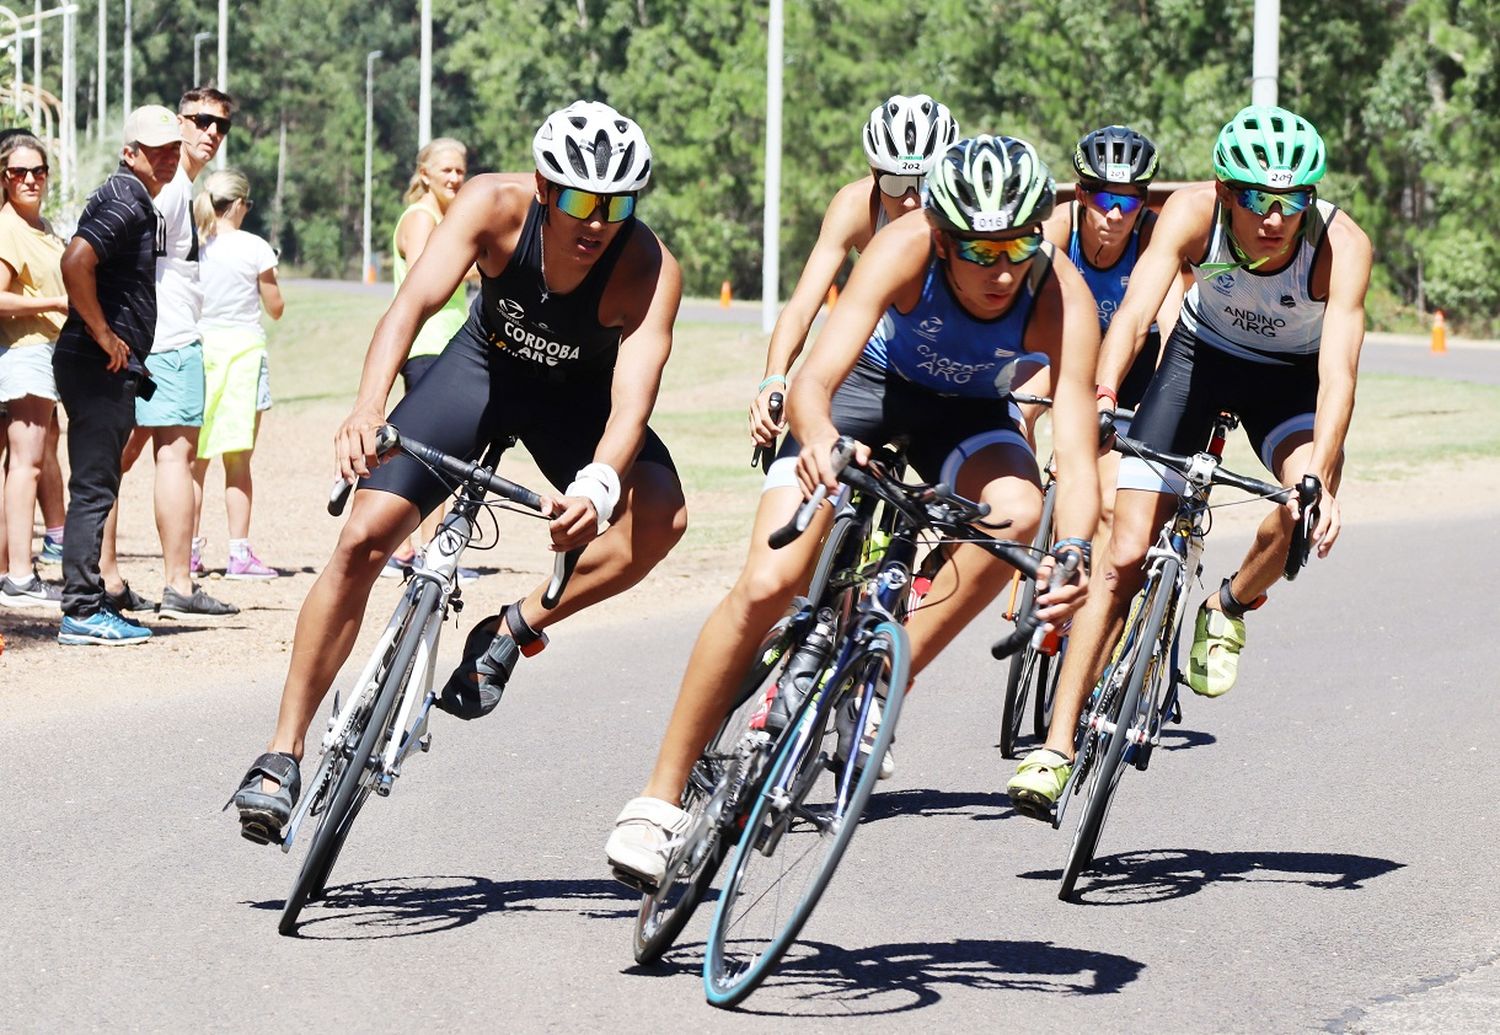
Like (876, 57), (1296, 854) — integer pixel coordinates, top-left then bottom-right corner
(751, 390), (784, 475)
(326, 425), (581, 608)
(990, 551), (1081, 660)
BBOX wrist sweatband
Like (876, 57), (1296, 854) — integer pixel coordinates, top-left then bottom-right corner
(566, 462), (621, 535)
(1095, 385), (1118, 405)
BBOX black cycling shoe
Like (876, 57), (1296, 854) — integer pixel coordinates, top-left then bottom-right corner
(228, 752), (301, 845)
(436, 613), (521, 721)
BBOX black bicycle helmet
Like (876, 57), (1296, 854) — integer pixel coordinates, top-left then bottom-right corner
(1072, 125), (1159, 185)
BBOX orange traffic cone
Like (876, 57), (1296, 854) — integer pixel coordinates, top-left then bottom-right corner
(720, 280), (732, 308)
(826, 284), (839, 309)
(1431, 310), (1447, 354)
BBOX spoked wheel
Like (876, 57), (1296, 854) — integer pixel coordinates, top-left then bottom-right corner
(703, 621), (910, 1008)
(1058, 560), (1177, 901)
(1034, 637), (1065, 739)
(279, 582), (435, 935)
(632, 630), (777, 964)
(1000, 574), (1043, 759)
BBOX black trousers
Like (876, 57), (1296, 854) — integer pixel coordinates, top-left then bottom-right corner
(53, 350), (139, 618)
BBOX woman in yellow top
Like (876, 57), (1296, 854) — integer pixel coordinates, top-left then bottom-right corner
(0, 132), (67, 608)
(384, 137), (472, 574)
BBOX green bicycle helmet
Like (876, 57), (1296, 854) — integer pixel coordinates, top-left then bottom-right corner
(1212, 105), (1325, 189)
(924, 135), (1055, 234)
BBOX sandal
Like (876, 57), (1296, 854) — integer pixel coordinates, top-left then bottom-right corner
(436, 603), (546, 721)
(228, 752), (301, 846)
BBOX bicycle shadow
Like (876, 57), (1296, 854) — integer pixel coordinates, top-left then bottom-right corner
(861, 787), (1018, 824)
(1159, 727), (1217, 751)
(1020, 847), (1404, 906)
(631, 936), (1144, 1016)
(246, 874), (637, 940)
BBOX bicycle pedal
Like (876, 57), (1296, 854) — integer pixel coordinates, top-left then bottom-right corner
(609, 866), (657, 896)
(418, 733), (432, 753)
(375, 773), (394, 797)
(1134, 741), (1155, 772)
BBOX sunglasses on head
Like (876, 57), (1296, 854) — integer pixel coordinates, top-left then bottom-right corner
(1231, 186), (1314, 216)
(4, 164), (48, 181)
(1082, 187), (1146, 216)
(877, 172), (922, 197)
(183, 111), (232, 134)
(951, 231), (1044, 266)
(553, 187), (637, 223)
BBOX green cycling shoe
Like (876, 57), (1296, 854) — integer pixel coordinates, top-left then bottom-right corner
(1007, 748), (1072, 821)
(1188, 604), (1246, 697)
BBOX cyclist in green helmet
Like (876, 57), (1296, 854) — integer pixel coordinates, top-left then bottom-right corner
(1008, 104), (1373, 817)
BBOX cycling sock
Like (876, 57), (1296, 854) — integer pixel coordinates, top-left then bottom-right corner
(504, 599), (549, 657)
(1217, 574), (1267, 618)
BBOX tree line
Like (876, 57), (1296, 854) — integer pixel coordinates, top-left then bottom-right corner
(27, 0), (1499, 331)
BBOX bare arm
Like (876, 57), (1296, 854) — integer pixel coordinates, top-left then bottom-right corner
(0, 260), (67, 318)
(59, 239), (130, 372)
(258, 267), (284, 320)
(545, 236), (683, 550)
(394, 206), (436, 267)
(1097, 188), (1210, 393)
(1036, 256), (1103, 549)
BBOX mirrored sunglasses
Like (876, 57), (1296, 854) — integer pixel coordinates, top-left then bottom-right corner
(554, 188), (637, 223)
(4, 164), (48, 181)
(877, 173), (922, 197)
(183, 111), (232, 134)
(1232, 186), (1313, 216)
(1083, 188), (1146, 216)
(952, 232), (1044, 267)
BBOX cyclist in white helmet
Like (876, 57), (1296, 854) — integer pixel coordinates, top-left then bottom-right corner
(748, 94), (958, 449)
(230, 101), (688, 843)
(607, 135), (1102, 890)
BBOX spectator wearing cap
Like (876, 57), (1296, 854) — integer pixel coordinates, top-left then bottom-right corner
(51, 105), (181, 645)
(100, 86), (239, 621)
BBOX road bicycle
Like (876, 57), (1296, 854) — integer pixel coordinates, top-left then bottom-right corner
(629, 439), (1056, 1007)
(1048, 412), (1319, 900)
(274, 425), (577, 935)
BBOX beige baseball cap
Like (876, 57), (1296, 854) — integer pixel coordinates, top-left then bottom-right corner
(123, 105), (183, 148)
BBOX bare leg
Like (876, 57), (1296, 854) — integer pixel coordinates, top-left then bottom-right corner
(1041, 487), (1174, 757)
(266, 489), (422, 759)
(101, 429), (151, 594)
(39, 410), (65, 531)
(4, 397), (51, 580)
(640, 485), (826, 805)
(151, 427), (200, 596)
(191, 456), (209, 540)
(222, 451), (254, 540)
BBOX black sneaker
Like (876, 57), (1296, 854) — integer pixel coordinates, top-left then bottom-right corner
(106, 581), (155, 615)
(159, 583), (240, 619)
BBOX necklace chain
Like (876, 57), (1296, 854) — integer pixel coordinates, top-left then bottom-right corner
(538, 221), (550, 303)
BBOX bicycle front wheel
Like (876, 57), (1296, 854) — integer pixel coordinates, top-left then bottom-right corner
(1000, 478), (1054, 757)
(279, 580), (437, 935)
(1058, 558), (1178, 901)
(703, 621), (910, 1008)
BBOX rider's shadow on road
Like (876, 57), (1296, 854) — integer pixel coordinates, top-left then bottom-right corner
(246, 874), (637, 940)
(861, 787), (1018, 823)
(1020, 848), (1405, 906)
(630, 937), (1144, 1016)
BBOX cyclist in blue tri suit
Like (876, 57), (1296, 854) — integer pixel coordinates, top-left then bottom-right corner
(749, 94), (958, 448)
(608, 136), (1102, 889)
(1009, 106), (1372, 816)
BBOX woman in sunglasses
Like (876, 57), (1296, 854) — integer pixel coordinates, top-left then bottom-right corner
(748, 94), (958, 451)
(230, 101), (687, 840)
(1008, 105), (1372, 816)
(0, 132), (67, 608)
(607, 135), (1102, 888)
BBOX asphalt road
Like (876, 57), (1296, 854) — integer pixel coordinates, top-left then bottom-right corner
(6, 511), (1497, 1031)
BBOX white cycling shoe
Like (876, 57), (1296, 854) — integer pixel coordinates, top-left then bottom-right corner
(606, 796), (689, 892)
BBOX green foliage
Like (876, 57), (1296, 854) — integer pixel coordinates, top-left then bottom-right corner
(29, 0), (1499, 330)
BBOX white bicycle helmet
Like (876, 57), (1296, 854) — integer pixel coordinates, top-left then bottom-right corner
(862, 94), (959, 175)
(532, 100), (652, 192)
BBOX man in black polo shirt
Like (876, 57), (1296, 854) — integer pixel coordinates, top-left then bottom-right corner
(53, 105), (181, 645)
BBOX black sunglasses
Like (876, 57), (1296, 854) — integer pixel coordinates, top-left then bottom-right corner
(183, 112), (232, 134)
(4, 164), (48, 181)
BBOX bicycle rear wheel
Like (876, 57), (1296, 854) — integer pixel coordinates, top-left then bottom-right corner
(703, 621), (910, 1008)
(1000, 478), (1054, 757)
(1058, 558), (1178, 901)
(279, 580), (437, 934)
(1033, 637), (1064, 738)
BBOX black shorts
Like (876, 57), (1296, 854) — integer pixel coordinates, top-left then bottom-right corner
(363, 320), (675, 516)
(399, 353), (440, 395)
(1120, 321), (1319, 493)
(768, 358), (1034, 488)
(1117, 329), (1162, 412)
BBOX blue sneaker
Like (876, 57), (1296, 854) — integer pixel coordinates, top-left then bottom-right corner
(58, 608), (153, 646)
(39, 534), (64, 565)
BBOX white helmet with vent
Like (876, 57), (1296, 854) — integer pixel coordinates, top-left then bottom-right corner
(532, 100), (652, 192)
(862, 94), (959, 175)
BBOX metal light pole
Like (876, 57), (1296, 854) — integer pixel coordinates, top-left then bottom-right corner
(761, 0), (782, 333)
(63, 2), (74, 201)
(363, 49), (382, 283)
(418, 0), (430, 146)
(95, 0), (103, 133)
(30, 0), (38, 126)
(192, 30), (211, 85)
(121, 0), (130, 114)
(1251, 0), (1279, 106)
(215, 0), (226, 168)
